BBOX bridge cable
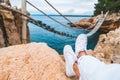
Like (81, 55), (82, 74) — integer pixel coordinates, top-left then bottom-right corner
(26, 0), (69, 27)
(44, 0), (79, 27)
(0, 3), (76, 38)
(87, 11), (109, 37)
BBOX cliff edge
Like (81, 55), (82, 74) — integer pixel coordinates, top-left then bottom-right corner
(0, 43), (75, 80)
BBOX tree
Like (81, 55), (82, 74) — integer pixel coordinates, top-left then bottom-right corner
(94, 0), (120, 15)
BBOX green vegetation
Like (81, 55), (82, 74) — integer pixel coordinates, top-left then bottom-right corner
(94, 0), (120, 15)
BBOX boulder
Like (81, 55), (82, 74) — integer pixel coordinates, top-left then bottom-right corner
(0, 43), (75, 80)
(70, 13), (120, 32)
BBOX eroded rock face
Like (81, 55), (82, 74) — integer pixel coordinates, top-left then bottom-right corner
(71, 13), (120, 32)
(0, 28), (5, 47)
(0, 2), (29, 47)
(0, 43), (75, 80)
(71, 16), (99, 29)
(0, 8), (21, 45)
(92, 26), (120, 63)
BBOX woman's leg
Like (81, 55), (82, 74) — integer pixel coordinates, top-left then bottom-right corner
(101, 64), (120, 80)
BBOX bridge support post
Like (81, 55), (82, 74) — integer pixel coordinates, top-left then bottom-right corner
(22, 0), (27, 44)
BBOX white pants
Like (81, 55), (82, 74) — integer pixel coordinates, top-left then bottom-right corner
(78, 55), (120, 80)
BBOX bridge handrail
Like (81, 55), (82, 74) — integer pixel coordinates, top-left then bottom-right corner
(87, 11), (109, 37)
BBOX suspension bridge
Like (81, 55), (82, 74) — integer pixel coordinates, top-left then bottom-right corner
(0, 0), (109, 44)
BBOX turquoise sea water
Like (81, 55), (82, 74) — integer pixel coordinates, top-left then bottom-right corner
(28, 15), (100, 54)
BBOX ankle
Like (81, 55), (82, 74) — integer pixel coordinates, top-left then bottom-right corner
(77, 51), (86, 58)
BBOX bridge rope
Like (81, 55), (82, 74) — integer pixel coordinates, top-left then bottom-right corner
(87, 11), (109, 37)
(26, 1), (69, 28)
(44, 0), (80, 28)
(0, 3), (76, 38)
(0, 3), (108, 38)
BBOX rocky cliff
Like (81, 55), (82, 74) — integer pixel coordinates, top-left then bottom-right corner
(0, 43), (75, 80)
(70, 13), (120, 32)
(0, 1), (29, 48)
(91, 26), (120, 64)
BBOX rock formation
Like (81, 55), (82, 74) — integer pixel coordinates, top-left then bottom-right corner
(70, 13), (120, 32)
(0, 1), (29, 48)
(0, 43), (76, 80)
(90, 26), (120, 64)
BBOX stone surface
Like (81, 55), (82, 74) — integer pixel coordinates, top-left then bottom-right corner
(70, 13), (120, 32)
(0, 2), (29, 47)
(0, 28), (5, 47)
(92, 26), (120, 63)
(0, 43), (75, 80)
(0, 9), (21, 45)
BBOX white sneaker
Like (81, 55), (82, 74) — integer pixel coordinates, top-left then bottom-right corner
(75, 34), (88, 56)
(63, 45), (76, 77)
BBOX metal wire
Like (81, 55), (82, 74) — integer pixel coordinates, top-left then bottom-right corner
(44, 0), (79, 27)
(0, 3), (76, 38)
(87, 11), (109, 37)
(26, 0), (69, 27)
